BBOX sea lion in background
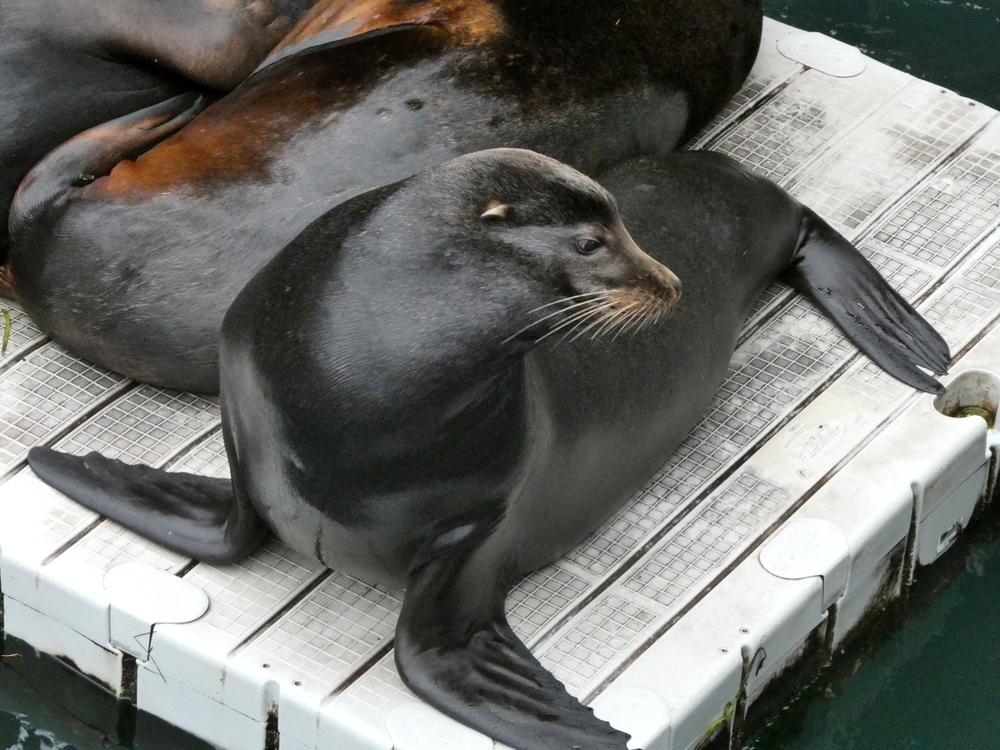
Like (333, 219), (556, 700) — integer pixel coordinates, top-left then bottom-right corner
(0, 0), (315, 267)
(5, 0), (763, 393)
(29, 148), (949, 750)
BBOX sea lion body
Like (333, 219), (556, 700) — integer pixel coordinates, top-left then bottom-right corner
(28, 148), (950, 750)
(0, 0), (314, 265)
(221, 150), (791, 585)
(7, 0), (763, 392)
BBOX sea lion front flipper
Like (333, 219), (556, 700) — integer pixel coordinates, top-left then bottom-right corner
(780, 207), (951, 394)
(260, 0), (504, 72)
(395, 548), (632, 750)
(27, 448), (266, 564)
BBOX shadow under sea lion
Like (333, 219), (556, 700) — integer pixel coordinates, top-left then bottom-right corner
(0, 0), (315, 267)
(28, 148), (949, 750)
(4, 0), (763, 393)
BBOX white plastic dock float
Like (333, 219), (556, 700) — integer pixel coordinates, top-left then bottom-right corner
(3, 17), (1000, 750)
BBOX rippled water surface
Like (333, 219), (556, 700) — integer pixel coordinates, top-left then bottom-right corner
(766, 0), (1000, 108)
(4, 2), (1000, 748)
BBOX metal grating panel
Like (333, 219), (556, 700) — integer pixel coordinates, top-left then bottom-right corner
(0, 344), (129, 477)
(865, 125), (1000, 270)
(64, 520), (189, 573)
(541, 594), (658, 692)
(839, 360), (908, 408)
(241, 573), (402, 688)
(347, 652), (410, 713)
(185, 538), (324, 637)
(859, 244), (937, 299)
(924, 277), (1000, 349)
(710, 68), (909, 182)
(0, 301), (45, 365)
(539, 469), (789, 694)
(168, 429), (230, 477)
(788, 87), (994, 233)
(507, 564), (591, 643)
(53, 386), (219, 465)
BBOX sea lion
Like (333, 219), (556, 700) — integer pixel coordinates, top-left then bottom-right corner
(5, 0), (763, 393)
(28, 149), (949, 750)
(0, 0), (315, 268)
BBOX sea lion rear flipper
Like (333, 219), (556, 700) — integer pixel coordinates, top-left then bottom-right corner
(780, 207), (951, 394)
(396, 548), (632, 750)
(27, 447), (266, 564)
(9, 93), (206, 244)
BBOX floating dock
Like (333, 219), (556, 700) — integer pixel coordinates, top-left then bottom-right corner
(3, 17), (1000, 750)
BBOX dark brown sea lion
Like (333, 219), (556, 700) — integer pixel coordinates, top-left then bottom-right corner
(28, 148), (949, 749)
(0, 0), (315, 268)
(5, 0), (763, 393)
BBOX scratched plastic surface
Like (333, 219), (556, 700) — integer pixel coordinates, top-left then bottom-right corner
(3, 16), (1000, 750)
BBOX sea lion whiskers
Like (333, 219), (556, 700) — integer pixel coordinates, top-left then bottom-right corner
(531, 295), (620, 346)
(515, 277), (676, 347)
(502, 291), (611, 344)
(568, 298), (633, 342)
(564, 285), (674, 343)
(598, 298), (654, 340)
(608, 302), (650, 341)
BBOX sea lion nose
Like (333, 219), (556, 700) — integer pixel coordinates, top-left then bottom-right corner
(658, 264), (682, 304)
(636, 247), (683, 305)
(617, 222), (682, 305)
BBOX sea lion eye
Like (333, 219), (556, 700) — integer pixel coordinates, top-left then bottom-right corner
(575, 238), (602, 255)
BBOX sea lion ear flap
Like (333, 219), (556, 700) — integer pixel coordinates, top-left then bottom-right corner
(480, 201), (512, 220)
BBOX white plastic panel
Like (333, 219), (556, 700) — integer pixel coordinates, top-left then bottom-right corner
(3, 597), (123, 693)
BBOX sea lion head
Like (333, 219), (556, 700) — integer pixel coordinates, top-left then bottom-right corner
(410, 148), (682, 345)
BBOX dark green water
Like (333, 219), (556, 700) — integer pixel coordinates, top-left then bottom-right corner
(4, 2), (1000, 748)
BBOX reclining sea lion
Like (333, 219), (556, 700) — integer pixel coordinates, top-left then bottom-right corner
(0, 0), (315, 265)
(5, 0), (763, 392)
(29, 148), (949, 749)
